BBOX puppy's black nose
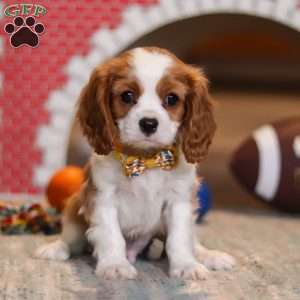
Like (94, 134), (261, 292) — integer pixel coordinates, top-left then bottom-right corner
(139, 118), (158, 135)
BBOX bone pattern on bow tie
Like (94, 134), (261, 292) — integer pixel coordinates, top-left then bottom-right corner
(119, 149), (177, 178)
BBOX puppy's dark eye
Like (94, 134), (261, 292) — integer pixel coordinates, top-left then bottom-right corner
(121, 91), (135, 104)
(165, 93), (179, 107)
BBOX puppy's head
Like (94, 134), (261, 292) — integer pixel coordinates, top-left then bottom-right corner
(77, 47), (216, 163)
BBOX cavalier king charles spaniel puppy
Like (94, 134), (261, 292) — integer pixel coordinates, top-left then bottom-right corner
(35, 47), (235, 280)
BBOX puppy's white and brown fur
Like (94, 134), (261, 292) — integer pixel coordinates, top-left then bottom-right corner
(35, 47), (235, 280)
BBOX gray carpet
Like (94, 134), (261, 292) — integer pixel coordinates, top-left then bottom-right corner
(1, 210), (300, 300)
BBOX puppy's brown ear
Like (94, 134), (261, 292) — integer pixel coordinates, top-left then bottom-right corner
(181, 68), (216, 163)
(77, 66), (117, 155)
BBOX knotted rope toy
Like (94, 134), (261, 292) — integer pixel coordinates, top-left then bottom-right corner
(0, 201), (61, 235)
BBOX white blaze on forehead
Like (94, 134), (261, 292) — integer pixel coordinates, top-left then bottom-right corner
(131, 48), (172, 88)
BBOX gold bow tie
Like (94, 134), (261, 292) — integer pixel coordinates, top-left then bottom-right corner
(113, 147), (178, 178)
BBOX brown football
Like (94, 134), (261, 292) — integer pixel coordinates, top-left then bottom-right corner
(230, 117), (300, 212)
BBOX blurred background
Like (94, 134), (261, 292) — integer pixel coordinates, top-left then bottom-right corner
(67, 14), (300, 211)
(0, 0), (299, 213)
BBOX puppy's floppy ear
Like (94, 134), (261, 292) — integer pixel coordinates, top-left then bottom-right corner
(181, 68), (216, 163)
(77, 65), (117, 155)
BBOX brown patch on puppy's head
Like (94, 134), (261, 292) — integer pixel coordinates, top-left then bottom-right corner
(77, 52), (133, 154)
(157, 60), (216, 163)
(156, 70), (189, 123)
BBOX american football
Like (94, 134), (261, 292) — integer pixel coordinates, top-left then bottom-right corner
(230, 117), (300, 212)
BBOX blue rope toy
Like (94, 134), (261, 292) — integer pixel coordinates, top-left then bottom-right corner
(195, 181), (212, 223)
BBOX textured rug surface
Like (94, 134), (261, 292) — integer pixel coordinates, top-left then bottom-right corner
(0, 210), (300, 300)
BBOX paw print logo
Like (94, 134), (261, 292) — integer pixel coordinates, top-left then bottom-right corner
(4, 16), (45, 48)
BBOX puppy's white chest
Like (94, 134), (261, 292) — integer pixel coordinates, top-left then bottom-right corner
(117, 170), (168, 237)
(91, 152), (196, 239)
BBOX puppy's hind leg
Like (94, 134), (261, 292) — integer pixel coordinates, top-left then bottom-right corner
(126, 233), (153, 264)
(35, 194), (88, 261)
(194, 242), (236, 271)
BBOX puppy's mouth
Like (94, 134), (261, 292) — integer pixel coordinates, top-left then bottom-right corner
(130, 138), (166, 149)
(119, 137), (172, 156)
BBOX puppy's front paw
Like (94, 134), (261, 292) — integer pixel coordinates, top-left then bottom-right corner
(96, 260), (137, 280)
(170, 262), (209, 280)
(200, 251), (236, 271)
(34, 240), (70, 261)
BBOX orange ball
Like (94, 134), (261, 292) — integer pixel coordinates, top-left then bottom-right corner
(46, 166), (84, 212)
